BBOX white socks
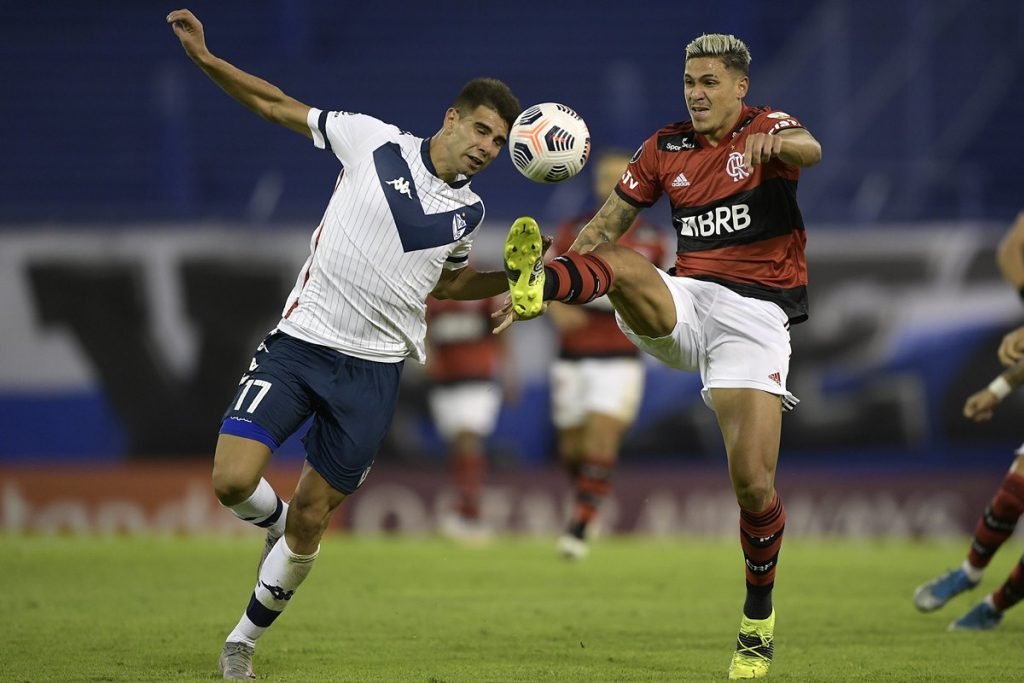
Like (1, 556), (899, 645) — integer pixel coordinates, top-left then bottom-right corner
(962, 559), (984, 583)
(227, 478), (288, 537)
(227, 537), (319, 646)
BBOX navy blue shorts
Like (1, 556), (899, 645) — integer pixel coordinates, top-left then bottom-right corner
(220, 331), (404, 494)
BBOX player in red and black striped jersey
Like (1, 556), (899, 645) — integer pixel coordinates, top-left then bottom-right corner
(500, 34), (821, 680)
(425, 296), (506, 543)
(913, 213), (1024, 631)
(546, 149), (670, 560)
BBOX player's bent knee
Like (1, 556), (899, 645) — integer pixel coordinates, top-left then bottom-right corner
(732, 480), (775, 512)
(211, 466), (262, 506)
(211, 434), (272, 505)
(285, 497), (334, 545)
(590, 243), (643, 284)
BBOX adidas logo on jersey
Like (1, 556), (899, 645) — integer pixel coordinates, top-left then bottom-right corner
(671, 173), (690, 188)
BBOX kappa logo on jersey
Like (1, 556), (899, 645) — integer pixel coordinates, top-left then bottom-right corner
(671, 173), (690, 188)
(676, 203), (751, 237)
(726, 152), (749, 183)
(373, 143), (483, 252)
(452, 212), (467, 240)
(249, 357), (259, 372)
(386, 177), (413, 198)
(766, 111), (791, 119)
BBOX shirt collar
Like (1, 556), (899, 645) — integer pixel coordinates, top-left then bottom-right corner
(421, 137), (472, 189)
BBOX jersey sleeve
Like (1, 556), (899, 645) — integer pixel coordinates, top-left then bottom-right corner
(749, 109), (807, 176)
(750, 109), (805, 137)
(306, 108), (399, 166)
(615, 137), (663, 208)
(443, 233), (474, 271)
(444, 201), (486, 270)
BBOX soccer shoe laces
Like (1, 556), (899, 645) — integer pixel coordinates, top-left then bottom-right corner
(734, 630), (774, 662)
(220, 641), (256, 680)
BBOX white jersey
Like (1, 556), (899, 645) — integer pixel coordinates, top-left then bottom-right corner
(276, 108), (485, 363)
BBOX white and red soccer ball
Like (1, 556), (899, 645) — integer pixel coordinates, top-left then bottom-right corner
(508, 102), (591, 184)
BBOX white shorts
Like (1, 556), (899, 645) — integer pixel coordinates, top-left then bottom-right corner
(616, 271), (799, 411)
(550, 357), (645, 429)
(428, 382), (501, 439)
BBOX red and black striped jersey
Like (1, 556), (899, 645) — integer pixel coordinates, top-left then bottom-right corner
(616, 105), (809, 323)
(553, 212), (669, 358)
(425, 297), (502, 383)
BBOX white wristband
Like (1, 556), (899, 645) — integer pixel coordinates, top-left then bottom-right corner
(988, 376), (1013, 400)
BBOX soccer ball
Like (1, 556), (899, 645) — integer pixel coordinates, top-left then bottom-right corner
(508, 103), (591, 184)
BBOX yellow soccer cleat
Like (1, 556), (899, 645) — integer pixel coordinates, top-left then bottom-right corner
(503, 216), (545, 319)
(728, 610), (775, 680)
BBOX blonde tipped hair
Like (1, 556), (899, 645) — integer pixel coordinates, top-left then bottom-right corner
(685, 34), (751, 75)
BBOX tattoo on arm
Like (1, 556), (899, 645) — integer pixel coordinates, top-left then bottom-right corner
(571, 195), (641, 252)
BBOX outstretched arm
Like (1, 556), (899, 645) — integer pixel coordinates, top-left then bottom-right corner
(431, 267), (508, 301)
(167, 9), (311, 138)
(963, 353), (1024, 422)
(742, 127), (822, 172)
(569, 192), (642, 253)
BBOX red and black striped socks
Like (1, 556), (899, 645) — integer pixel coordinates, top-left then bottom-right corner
(739, 492), (786, 619)
(968, 471), (1024, 569)
(567, 459), (613, 539)
(992, 557), (1024, 611)
(452, 452), (485, 520)
(543, 252), (614, 304)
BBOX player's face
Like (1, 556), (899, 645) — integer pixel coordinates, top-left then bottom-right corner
(444, 105), (509, 176)
(683, 57), (748, 143)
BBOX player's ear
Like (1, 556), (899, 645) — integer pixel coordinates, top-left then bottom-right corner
(443, 107), (460, 134)
(735, 75), (749, 99)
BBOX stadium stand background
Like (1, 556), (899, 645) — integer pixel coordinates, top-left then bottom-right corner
(2, 0), (1022, 224)
(3, 1), (1024, 536)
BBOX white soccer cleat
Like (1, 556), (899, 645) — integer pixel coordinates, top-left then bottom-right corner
(219, 641), (256, 680)
(439, 513), (494, 547)
(557, 534), (589, 560)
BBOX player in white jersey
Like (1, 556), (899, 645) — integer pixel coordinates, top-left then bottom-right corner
(168, 9), (521, 680)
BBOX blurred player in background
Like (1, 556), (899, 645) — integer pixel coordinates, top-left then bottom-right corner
(547, 149), (668, 560)
(425, 295), (509, 544)
(914, 212), (1024, 630)
(168, 8), (520, 680)
(500, 34), (821, 679)
(912, 333), (1024, 630)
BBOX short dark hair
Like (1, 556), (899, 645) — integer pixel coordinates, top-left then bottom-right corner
(453, 78), (521, 133)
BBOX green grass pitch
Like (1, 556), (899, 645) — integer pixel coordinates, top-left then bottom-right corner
(2, 535), (1019, 682)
